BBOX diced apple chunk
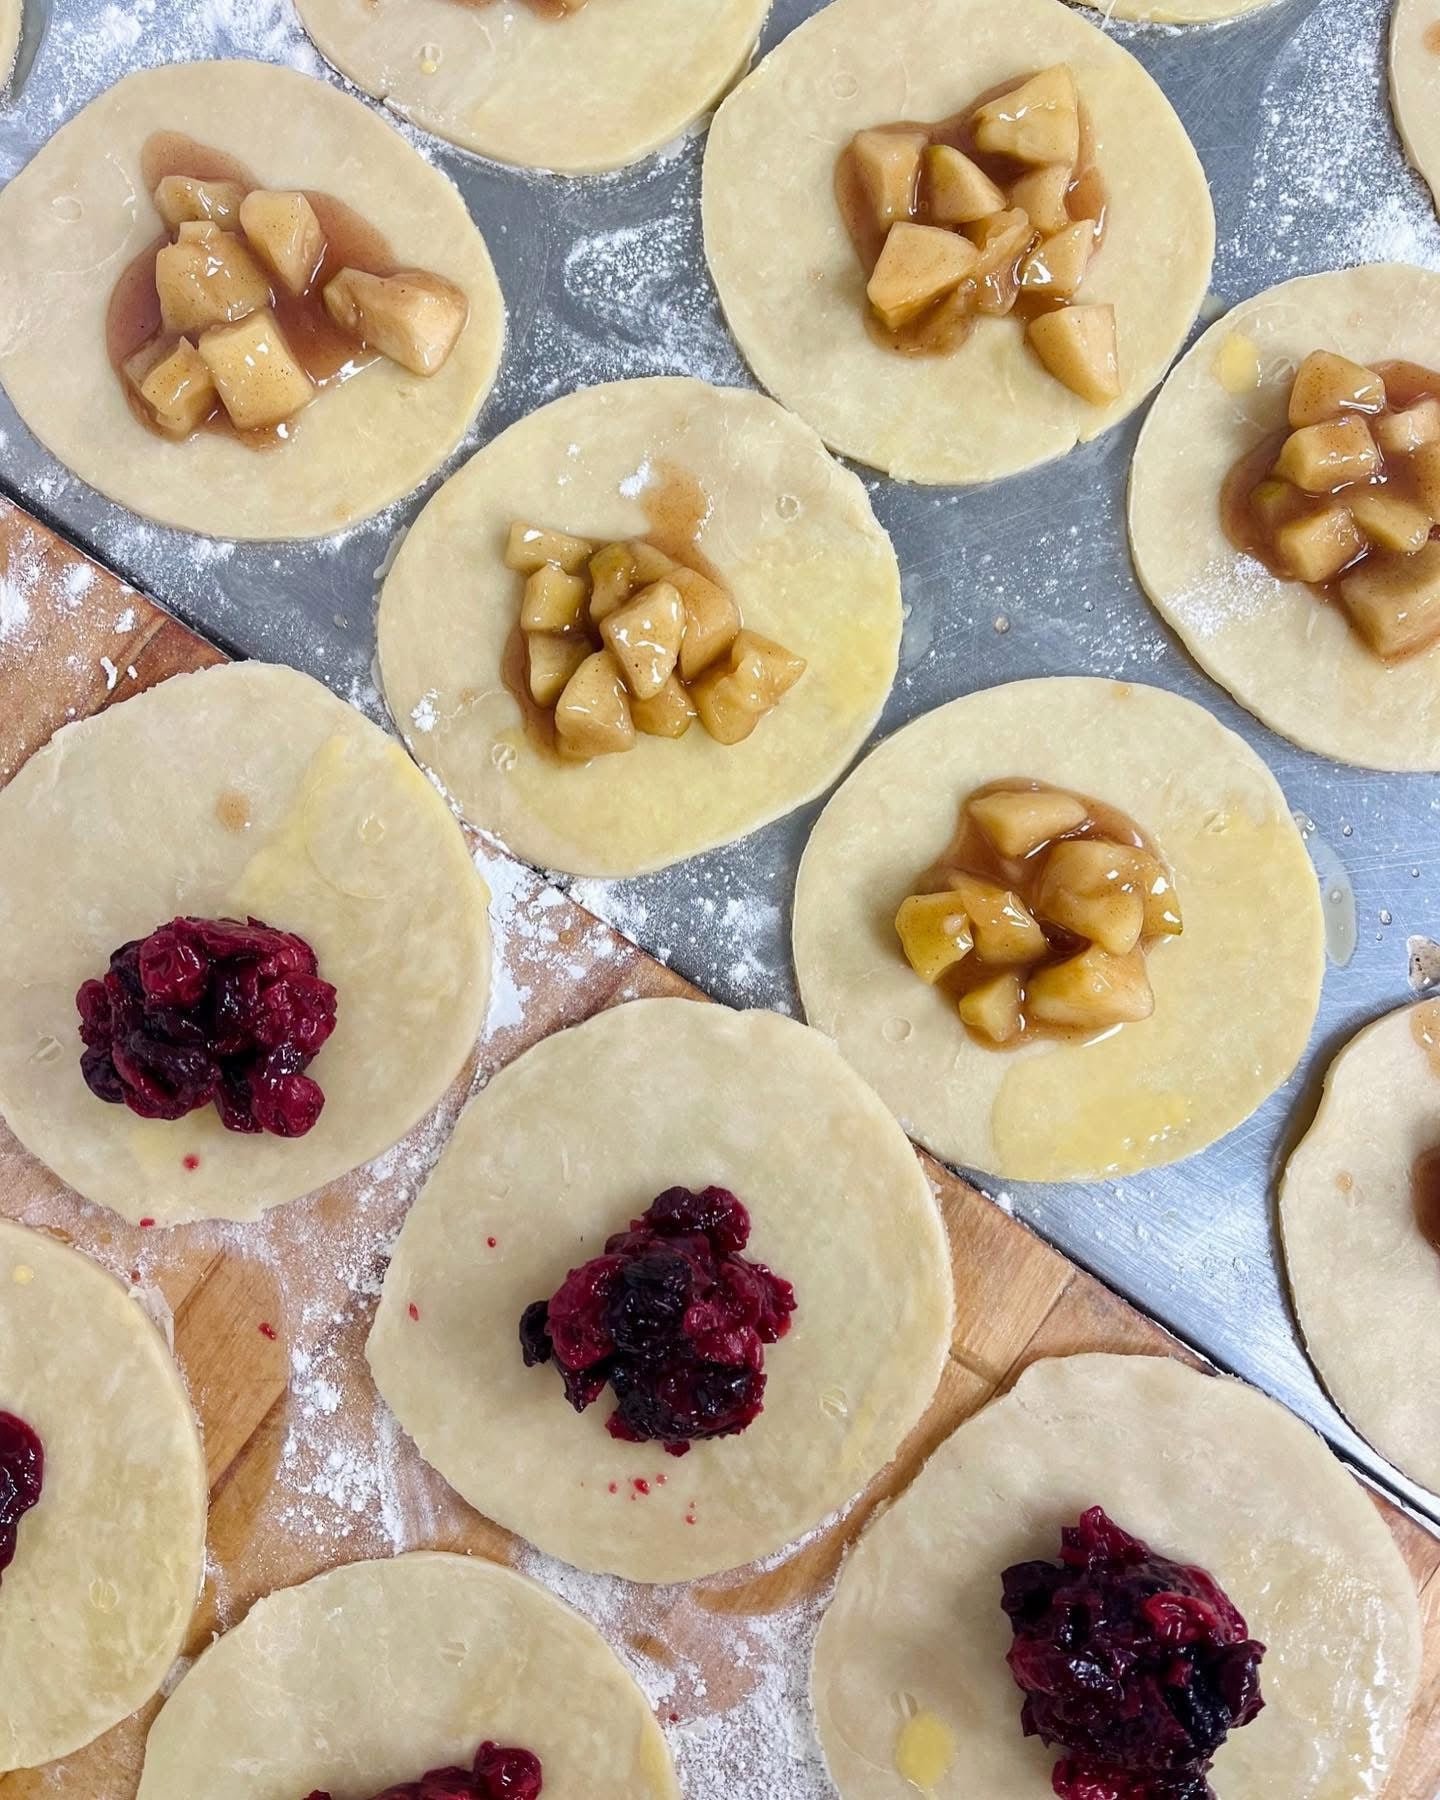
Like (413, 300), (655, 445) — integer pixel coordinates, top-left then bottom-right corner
(958, 972), (1023, 1045)
(322, 267), (469, 375)
(972, 66), (1080, 168)
(946, 875), (1047, 964)
(127, 336), (217, 438)
(155, 230), (271, 336)
(553, 651), (635, 759)
(850, 129), (927, 232)
(895, 891), (974, 983)
(1375, 398), (1440, 457)
(198, 309), (314, 432)
(521, 563), (588, 633)
(1010, 164), (1073, 235)
(600, 579), (685, 700)
(631, 676), (696, 739)
(965, 207), (1033, 275)
(153, 175), (246, 232)
(1339, 542), (1440, 659)
(1027, 305), (1120, 405)
(238, 189), (326, 297)
(1286, 351), (1386, 427)
(589, 542), (639, 622)
(1018, 222), (1093, 299)
(1109, 846), (1182, 937)
(1350, 489), (1432, 556)
(1250, 478), (1298, 533)
(691, 630), (806, 745)
(1027, 945), (1155, 1030)
(1035, 838), (1145, 956)
(505, 522), (595, 574)
(966, 787), (1088, 858)
(629, 541), (677, 584)
(1413, 442), (1440, 522)
(672, 564), (742, 680)
(924, 144), (1006, 226)
(1274, 505), (1362, 583)
(867, 222), (978, 330)
(527, 633), (591, 708)
(1273, 416), (1380, 493)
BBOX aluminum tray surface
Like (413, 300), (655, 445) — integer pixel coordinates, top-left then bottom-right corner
(2, 0), (1439, 1524)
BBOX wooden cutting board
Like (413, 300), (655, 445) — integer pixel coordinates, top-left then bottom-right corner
(1, 493), (1437, 1798)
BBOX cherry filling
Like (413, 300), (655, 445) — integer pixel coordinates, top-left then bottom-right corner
(304, 1742), (542, 1800)
(75, 916), (338, 1138)
(0, 1411), (44, 1577)
(1001, 1508), (1266, 1800)
(519, 1185), (797, 1458)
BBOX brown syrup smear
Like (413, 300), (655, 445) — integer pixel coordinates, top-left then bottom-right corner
(914, 778), (1161, 1047)
(1413, 1144), (1440, 1255)
(1425, 20), (1440, 50)
(500, 466), (727, 761)
(834, 76), (1107, 357)
(214, 789), (251, 832)
(106, 132), (400, 450)
(1220, 359), (1440, 646)
(451, 0), (588, 13)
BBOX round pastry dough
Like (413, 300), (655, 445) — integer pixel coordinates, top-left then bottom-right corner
(702, 0), (1214, 485)
(0, 0), (20, 90)
(367, 998), (954, 1582)
(812, 1353), (1421, 1800)
(295, 0), (770, 174)
(0, 662), (489, 1226)
(0, 1217), (207, 1774)
(1392, 0), (1440, 215)
(136, 1553), (678, 1798)
(794, 678), (1324, 1183)
(0, 61), (504, 540)
(1130, 265), (1440, 770)
(1280, 999), (1440, 1494)
(378, 376), (902, 877)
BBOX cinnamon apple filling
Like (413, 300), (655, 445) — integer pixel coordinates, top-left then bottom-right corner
(1222, 351), (1440, 661)
(503, 522), (805, 760)
(894, 780), (1182, 1047)
(835, 66), (1119, 402)
(108, 133), (470, 447)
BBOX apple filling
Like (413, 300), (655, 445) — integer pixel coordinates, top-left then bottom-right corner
(107, 133), (470, 448)
(1222, 351), (1440, 661)
(503, 522), (806, 761)
(835, 66), (1119, 403)
(894, 780), (1182, 1047)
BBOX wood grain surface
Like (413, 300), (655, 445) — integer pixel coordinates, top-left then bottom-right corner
(0, 494), (1436, 1798)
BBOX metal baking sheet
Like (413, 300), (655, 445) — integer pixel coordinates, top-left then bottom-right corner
(4, 0), (1440, 1526)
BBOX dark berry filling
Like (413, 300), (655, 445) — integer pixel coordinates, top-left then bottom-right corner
(76, 916), (337, 1138)
(1002, 1507), (1266, 1800)
(0, 1411), (44, 1577)
(304, 1742), (542, 1800)
(519, 1185), (797, 1458)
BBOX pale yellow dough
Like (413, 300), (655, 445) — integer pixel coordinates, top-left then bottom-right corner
(0, 1217), (207, 1774)
(812, 1354), (1421, 1800)
(0, 61), (504, 540)
(1392, 0), (1440, 214)
(295, 0), (771, 174)
(1073, 0), (1279, 23)
(1281, 999), (1440, 1496)
(378, 376), (902, 877)
(368, 999), (954, 1582)
(793, 678), (1324, 1183)
(0, 0), (19, 89)
(702, 0), (1214, 485)
(136, 1554), (678, 1798)
(1130, 265), (1440, 770)
(0, 663), (489, 1226)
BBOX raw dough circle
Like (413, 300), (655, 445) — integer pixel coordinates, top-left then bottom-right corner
(0, 61), (505, 540)
(1280, 999), (1440, 1494)
(295, 0), (770, 174)
(367, 998), (954, 1582)
(793, 678), (1324, 1183)
(702, 0), (1215, 485)
(136, 1553), (678, 1798)
(0, 1217), (207, 1774)
(1392, 0), (1440, 215)
(0, 0), (19, 89)
(1130, 265), (1440, 770)
(812, 1353), (1421, 1800)
(0, 662), (490, 1226)
(378, 376), (902, 877)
